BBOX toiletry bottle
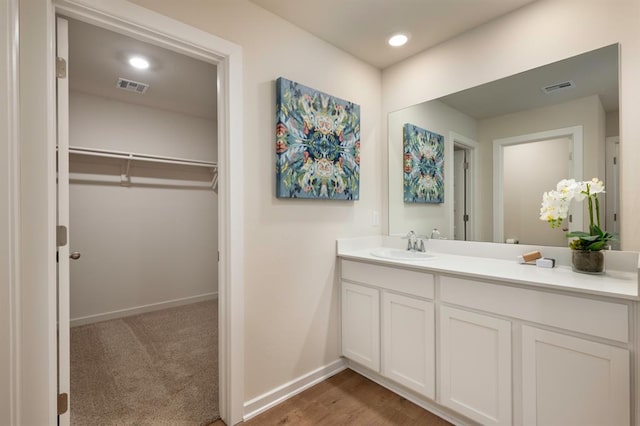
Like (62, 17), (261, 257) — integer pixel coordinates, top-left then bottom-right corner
(430, 228), (441, 240)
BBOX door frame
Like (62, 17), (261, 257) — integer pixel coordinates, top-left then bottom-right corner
(51, 1), (245, 424)
(56, 16), (71, 426)
(448, 132), (477, 241)
(1, 0), (20, 424)
(492, 126), (583, 244)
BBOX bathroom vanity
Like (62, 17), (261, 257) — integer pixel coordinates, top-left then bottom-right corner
(337, 236), (640, 426)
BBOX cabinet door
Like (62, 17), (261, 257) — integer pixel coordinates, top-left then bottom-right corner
(341, 282), (380, 371)
(522, 326), (630, 426)
(439, 306), (512, 426)
(382, 292), (435, 399)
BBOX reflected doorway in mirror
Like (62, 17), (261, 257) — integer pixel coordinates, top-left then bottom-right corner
(493, 126), (583, 246)
(450, 132), (478, 241)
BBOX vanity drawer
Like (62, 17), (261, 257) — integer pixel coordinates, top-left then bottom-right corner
(440, 275), (629, 343)
(341, 260), (434, 299)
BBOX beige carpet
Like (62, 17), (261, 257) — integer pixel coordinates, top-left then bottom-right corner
(71, 300), (219, 425)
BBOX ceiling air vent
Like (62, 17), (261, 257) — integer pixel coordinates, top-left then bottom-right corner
(541, 80), (575, 94)
(116, 78), (149, 94)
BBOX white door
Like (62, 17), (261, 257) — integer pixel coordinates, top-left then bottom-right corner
(439, 306), (512, 426)
(341, 282), (380, 371)
(382, 292), (434, 398)
(521, 325), (629, 426)
(453, 147), (469, 241)
(605, 137), (620, 249)
(56, 16), (71, 426)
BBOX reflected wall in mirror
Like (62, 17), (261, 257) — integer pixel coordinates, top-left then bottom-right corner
(388, 44), (620, 248)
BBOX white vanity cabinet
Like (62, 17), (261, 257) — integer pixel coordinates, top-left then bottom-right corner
(340, 260), (436, 399)
(341, 281), (380, 371)
(439, 306), (512, 426)
(521, 326), (630, 426)
(441, 275), (631, 426)
(339, 255), (636, 426)
(382, 292), (435, 398)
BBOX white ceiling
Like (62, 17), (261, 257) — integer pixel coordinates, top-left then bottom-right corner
(68, 18), (217, 120)
(249, 0), (538, 69)
(438, 44), (619, 119)
(66, 4), (616, 122)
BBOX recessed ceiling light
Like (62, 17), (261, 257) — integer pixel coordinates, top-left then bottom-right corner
(129, 56), (149, 70)
(388, 34), (408, 47)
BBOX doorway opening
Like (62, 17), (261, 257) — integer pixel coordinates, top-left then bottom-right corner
(59, 15), (221, 424)
(52, 2), (244, 424)
(493, 126), (583, 245)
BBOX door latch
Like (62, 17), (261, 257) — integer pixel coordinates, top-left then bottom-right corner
(56, 225), (68, 247)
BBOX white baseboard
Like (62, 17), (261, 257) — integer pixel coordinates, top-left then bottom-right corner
(347, 361), (474, 426)
(70, 292), (218, 327)
(243, 358), (347, 421)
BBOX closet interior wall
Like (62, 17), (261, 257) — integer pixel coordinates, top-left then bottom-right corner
(69, 90), (218, 326)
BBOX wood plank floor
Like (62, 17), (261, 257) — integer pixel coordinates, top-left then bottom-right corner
(211, 369), (451, 425)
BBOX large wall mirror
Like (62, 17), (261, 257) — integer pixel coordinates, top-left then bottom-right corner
(388, 44), (620, 248)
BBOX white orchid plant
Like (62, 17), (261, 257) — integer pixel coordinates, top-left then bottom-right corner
(540, 177), (616, 251)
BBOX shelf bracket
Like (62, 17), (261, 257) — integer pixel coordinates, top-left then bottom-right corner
(121, 154), (133, 186)
(210, 166), (218, 190)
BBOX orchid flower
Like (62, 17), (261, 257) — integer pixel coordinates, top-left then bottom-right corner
(539, 178), (615, 251)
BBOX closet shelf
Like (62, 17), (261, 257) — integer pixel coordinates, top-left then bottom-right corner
(68, 146), (218, 189)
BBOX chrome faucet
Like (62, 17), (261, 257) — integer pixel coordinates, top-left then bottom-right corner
(406, 230), (417, 251)
(404, 230), (426, 252)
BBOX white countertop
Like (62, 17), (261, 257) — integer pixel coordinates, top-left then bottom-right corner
(337, 237), (640, 301)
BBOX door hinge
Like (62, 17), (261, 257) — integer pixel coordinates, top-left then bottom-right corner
(569, 214), (573, 223)
(56, 225), (68, 247)
(614, 213), (617, 221)
(57, 393), (68, 415)
(463, 214), (469, 222)
(56, 57), (67, 79)
(613, 156), (617, 165)
(463, 161), (470, 170)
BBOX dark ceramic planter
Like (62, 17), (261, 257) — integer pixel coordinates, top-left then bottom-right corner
(572, 250), (605, 274)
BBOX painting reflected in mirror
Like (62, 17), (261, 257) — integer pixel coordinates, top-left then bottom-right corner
(388, 44), (619, 249)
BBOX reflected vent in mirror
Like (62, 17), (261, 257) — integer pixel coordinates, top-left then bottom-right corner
(116, 78), (149, 94)
(541, 80), (575, 94)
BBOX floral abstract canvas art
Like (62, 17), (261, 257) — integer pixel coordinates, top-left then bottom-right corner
(275, 77), (360, 200)
(403, 123), (444, 203)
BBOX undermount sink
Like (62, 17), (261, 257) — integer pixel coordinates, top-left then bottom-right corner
(370, 248), (436, 261)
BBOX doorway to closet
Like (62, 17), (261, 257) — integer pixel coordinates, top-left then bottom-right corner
(60, 15), (220, 425)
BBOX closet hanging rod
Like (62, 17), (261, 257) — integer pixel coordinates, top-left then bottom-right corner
(68, 146), (217, 168)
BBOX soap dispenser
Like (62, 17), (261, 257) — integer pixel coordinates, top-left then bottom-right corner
(430, 228), (441, 240)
